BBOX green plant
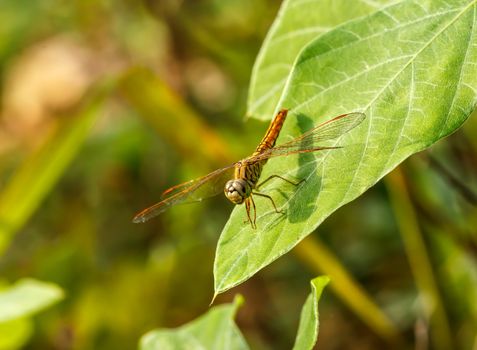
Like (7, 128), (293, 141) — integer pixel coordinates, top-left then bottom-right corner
(212, 0), (476, 348)
(0, 279), (64, 349)
(216, 0), (477, 298)
(139, 0), (477, 348)
(140, 277), (329, 350)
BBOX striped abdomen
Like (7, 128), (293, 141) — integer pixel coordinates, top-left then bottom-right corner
(234, 109), (288, 188)
(254, 109), (288, 156)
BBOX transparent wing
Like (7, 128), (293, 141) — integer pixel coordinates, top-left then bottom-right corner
(133, 164), (236, 223)
(248, 112), (366, 162)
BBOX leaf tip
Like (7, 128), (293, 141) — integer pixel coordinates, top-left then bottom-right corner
(311, 275), (330, 294)
(209, 291), (219, 306)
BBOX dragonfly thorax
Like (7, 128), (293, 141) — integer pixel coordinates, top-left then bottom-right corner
(224, 179), (252, 204)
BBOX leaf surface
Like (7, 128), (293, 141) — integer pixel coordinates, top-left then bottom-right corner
(247, 0), (391, 120)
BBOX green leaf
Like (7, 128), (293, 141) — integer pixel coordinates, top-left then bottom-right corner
(0, 318), (33, 350)
(293, 276), (329, 350)
(215, 0), (477, 295)
(139, 295), (249, 350)
(0, 278), (64, 322)
(0, 82), (111, 254)
(247, 0), (391, 121)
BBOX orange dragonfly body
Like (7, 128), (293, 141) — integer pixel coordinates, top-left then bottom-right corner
(133, 109), (365, 228)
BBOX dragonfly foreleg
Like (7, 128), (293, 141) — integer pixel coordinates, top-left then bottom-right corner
(253, 192), (284, 215)
(244, 198), (257, 229)
(256, 174), (304, 190)
(251, 196), (257, 229)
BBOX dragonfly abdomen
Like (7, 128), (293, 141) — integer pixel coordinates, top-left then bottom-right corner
(236, 110), (288, 192)
(254, 109), (288, 154)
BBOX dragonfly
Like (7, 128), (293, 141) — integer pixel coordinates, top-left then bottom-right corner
(133, 109), (365, 228)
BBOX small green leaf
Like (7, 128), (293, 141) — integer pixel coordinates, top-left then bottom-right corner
(139, 295), (248, 350)
(0, 278), (64, 322)
(0, 318), (33, 350)
(293, 276), (330, 350)
(247, 0), (390, 120)
(215, 0), (477, 295)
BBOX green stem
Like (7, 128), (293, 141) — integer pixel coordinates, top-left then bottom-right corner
(385, 167), (453, 350)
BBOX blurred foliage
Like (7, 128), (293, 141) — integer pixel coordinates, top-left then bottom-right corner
(0, 278), (64, 323)
(0, 278), (64, 349)
(0, 0), (476, 349)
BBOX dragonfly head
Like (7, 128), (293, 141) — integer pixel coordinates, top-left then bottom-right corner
(224, 179), (251, 204)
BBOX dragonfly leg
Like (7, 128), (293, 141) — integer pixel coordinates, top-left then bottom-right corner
(250, 195), (257, 228)
(253, 192), (284, 215)
(244, 198), (256, 229)
(256, 174), (304, 190)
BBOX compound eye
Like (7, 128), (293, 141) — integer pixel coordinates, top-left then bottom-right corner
(225, 180), (235, 193)
(234, 182), (245, 195)
(224, 180), (248, 204)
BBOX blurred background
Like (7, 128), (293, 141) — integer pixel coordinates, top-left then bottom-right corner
(0, 0), (476, 349)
